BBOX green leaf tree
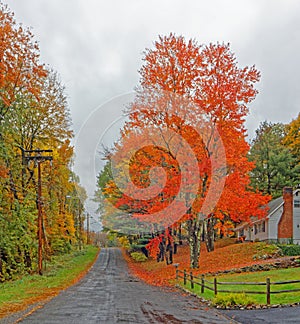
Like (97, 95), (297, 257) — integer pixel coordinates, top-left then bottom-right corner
(249, 121), (300, 197)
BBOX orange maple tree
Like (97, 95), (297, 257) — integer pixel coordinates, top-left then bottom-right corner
(0, 3), (46, 115)
(103, 34), (270, 268)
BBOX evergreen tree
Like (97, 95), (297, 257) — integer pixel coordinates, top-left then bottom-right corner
(249, 121), (300, 197)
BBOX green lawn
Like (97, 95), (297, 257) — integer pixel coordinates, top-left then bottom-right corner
(179, 267), (300, 305)
(0, 245), (99, 317)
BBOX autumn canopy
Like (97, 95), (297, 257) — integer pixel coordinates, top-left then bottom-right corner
(98, 34), (270, 267)
(0, 3), (86, 280)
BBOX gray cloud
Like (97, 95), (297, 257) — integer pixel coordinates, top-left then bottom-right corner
(8, 0), (300, 223)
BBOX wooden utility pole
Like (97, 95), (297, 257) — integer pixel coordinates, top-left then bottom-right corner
(22, 148), (53, 275)
(78, 201), (83, 250)
(37, 160), (43, 274)
(87, 213), (90, 244)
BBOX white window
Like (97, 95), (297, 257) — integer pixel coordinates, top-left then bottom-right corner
(294, 200), (300, 208)
(262, 221), (266, 232)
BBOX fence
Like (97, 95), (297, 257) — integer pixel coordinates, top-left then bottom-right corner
(176, 269), (300, 304)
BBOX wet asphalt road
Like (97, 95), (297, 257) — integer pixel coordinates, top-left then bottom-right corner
(16, 248), (234, 324)
(222, 306), (300, 324)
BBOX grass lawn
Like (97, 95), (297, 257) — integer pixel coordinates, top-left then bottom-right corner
(124, 238), (300, 306)
(0, 245), (99, 318)
(179, 267), (300, 305)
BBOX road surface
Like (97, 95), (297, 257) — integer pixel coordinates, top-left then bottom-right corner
(222, 306), (300, 324)
(14, 248), (234, 324)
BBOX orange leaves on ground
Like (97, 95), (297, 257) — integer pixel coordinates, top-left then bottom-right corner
(124, 240), (278, 287)
(122, 248), (176, 287)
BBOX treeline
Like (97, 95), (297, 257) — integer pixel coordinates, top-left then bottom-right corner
(0, 4), (85, 281)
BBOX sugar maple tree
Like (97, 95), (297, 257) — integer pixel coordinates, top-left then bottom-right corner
(101, 34), (270, 268)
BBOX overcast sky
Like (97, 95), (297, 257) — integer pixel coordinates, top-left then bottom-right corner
(8, 0), (300, 227)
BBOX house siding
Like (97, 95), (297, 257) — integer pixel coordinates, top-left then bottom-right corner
(255, 221), (268, 241)
(294, 194), (300, 244)
(268, 207), (283, 241)
(251, 221), (268, 241)
(238, 221), (268, 242)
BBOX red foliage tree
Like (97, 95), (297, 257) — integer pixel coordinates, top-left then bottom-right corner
(103, 34), (270, 268)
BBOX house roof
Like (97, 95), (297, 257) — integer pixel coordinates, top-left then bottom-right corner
(235, 196), (285, 230)
(267, 196), (283, 217)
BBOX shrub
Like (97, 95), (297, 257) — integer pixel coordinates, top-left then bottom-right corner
(253, 243), (282, 260)
(130, 251), (148, 262)
(212, 293), (255, 308)
(51, 238), (72, 255)
(118, 236), (130, 248)
(277, 244), (300, 256)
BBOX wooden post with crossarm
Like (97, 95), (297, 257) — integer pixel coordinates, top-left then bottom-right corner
(21, 148), (53, 275)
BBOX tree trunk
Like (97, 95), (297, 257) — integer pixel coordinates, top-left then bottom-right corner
(267, 172), (271, 195)
(166, 228), (174, 264)
(157, 238), (165, 262)
(166, 241), (173, 265)
(24, 250), (32, 269)
(173, 242), (178, 254)
(204, 217), (215, 252)
(0, 249), (2, 277)
(187, 218), (203, 269)
(178, 223), (183, 245)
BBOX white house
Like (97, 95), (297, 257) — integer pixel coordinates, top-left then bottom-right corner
(236, 187), (300, 244)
